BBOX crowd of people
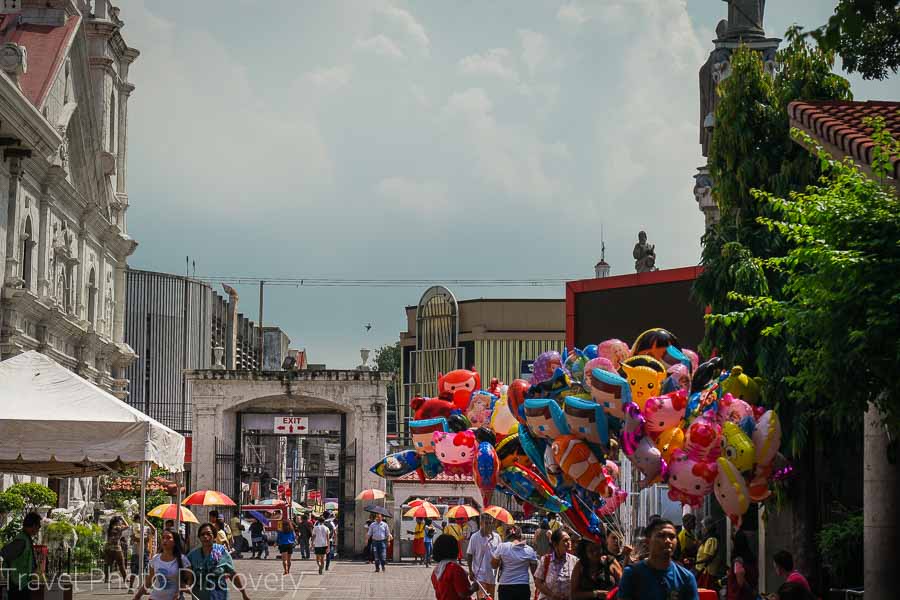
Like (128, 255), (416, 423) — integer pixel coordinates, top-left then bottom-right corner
(427, 513), (815, 600)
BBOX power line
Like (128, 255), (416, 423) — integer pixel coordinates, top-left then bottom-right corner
(193, 275), (579, 288)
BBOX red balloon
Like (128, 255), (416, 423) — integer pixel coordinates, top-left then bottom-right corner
(507, 379), (530, 425)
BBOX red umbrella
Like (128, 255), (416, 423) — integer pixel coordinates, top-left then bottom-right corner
(182, 490), (236, 506)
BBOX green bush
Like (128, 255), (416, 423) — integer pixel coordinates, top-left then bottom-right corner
(817, 512), (864, 586)
(72, 524), (104, 570)
(0, 491), (25, 515)
(5, 483), (57, 512)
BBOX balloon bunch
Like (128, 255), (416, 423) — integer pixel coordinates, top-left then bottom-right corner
(369, 328), (784, 539)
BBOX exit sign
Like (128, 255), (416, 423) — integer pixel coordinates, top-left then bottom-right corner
(273, 416), (308, 434)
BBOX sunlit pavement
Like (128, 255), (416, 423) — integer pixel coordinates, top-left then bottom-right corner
(72, 556), (434, 600)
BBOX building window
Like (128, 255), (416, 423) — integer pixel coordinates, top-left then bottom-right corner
(87, 268), (97, 325)
(108, 90), (116, 153)
(20, 217), (33, 290)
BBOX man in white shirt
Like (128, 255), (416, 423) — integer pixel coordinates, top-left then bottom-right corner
(365, 513), (392, 573)
(466, 514), (501, 599)
(311, 517), (330, 575)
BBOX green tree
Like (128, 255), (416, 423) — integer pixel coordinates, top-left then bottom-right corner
(809, 0), (900, 80)
(373, 342), (401, 374)
(694, 34), (852, 578)
(0, 491), (25, 515)
(5, 483), (57, 512)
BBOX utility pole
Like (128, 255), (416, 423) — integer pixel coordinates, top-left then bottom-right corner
(258, 280), (264, 370)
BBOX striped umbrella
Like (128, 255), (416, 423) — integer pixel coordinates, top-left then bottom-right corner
(482, 505), (515, 525)
(445, 505), (479, 520)
(355, 489), (388, 501)
(407, 498), (426, 507)
(182, 490), (236, 506)
(147, 503), (199, 524)
(404, 502), (441, 519)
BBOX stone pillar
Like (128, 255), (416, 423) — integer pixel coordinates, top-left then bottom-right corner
(192, 403), (220, 494)
(113, 262), (126, 342)
(346, 395), (386, 555)
(3, 158), (23, 288)
(37, 197), (51, 298)
(864, 402), (899, 600)
(75, 225), (86, 320)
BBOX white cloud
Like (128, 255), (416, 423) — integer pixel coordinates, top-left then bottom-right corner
(410, 83), (429, 107)
(377, 4), (430, 53)
(375, 177), (449, 212)
(305, 65), (352, 91)
(458, 48), (518, 81)
(354, 34), (406, 59)
(557, 3), (590, 26)
(518, 29), (551, 74)
(123, 0), (333, 215)
(441, 88), (568, 199)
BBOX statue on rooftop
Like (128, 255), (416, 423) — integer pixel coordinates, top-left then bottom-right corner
(633, 231), (658, 273)
(723, 0), (766, 39)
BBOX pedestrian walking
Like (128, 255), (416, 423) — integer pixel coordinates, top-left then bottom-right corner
(366, 512), (392, 573)
(186, 522), (251, 600)
(229, 515), (243, 559)
(363, 516), (374, 564)
(127, 519), (155, 591)
(276, 520), (296, 575)
(431, 534), (475, 600)
(323, 511), (337, 571)
(532, 519), (552, 557)
(695, 517), (723, 589)
(605, 530), (634, 569)
(534, 529), (577, 600)
(570, 538), (620, 599)
(676, 514), (700, 569)
(772, 550), (811, 593)
(444, 518), (466, 561)
(617, 518), (699, 600)
(248, 518), (268, 560)
(491, 526), (538, 600)
(296, 514), (312, 560)
(424, 518), (436, 568)
(103, 515), (129, 584)
(409, 516), (426, 564)
(0, 512), (42, 600)
(312, 516), (330, 575)
(466, 514), (501, 599)
(726, 528), (758, 600)
(131, 529), (190, 600)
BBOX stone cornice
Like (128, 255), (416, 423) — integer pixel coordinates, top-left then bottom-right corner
(185, 369), (392, 382)
(0, 73), (64, 160)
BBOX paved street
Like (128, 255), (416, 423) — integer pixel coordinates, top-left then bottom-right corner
(73, 558), (434, 600)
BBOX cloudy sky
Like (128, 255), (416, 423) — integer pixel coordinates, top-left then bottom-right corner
(119, 0), (899, 368)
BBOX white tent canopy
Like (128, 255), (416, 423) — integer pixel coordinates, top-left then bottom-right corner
(0, 351), (184, 476)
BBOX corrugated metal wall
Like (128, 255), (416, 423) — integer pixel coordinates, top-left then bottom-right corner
(125, 270), (213, 435)
(474, 338), (565, 385)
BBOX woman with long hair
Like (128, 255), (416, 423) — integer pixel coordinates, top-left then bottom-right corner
(570, 538), (621, 599)
(186, 523), (251, 600)
(132, 529), (190, 600)
(104, 516), (129, 584)
(727, 528), (758, 600)
(534, 529), (577, 600)
(277, 520), (296, 575)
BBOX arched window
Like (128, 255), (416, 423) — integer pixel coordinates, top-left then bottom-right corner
(87, 267), (97, 326)
(20, 216), (33, 290)
(108, 90), (116, 153)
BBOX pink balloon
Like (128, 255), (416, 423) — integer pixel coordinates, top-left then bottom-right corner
(682, 349), (700, 372)
(583, 357), (615, 387)
(684, 413), (723, 462)
(598, 339), (630, 371)
(718, 393), (753, 424)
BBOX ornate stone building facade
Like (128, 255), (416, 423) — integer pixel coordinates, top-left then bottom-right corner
(0, 0), (138, 397)
(694, 0), (779, 230)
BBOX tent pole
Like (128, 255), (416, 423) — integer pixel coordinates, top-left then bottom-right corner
(139, 462), (148, 582)
(175, 471), (182, 534)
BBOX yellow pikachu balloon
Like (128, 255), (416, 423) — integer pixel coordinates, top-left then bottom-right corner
(715, 456), (751, 526)
(722, 421), (756, 473)
(619, 356), (666, 411)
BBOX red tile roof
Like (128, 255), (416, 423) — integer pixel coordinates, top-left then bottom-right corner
(788, 100), (900, 181)
(0, 13), (81, 109)
(395, 470), (474, 484)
